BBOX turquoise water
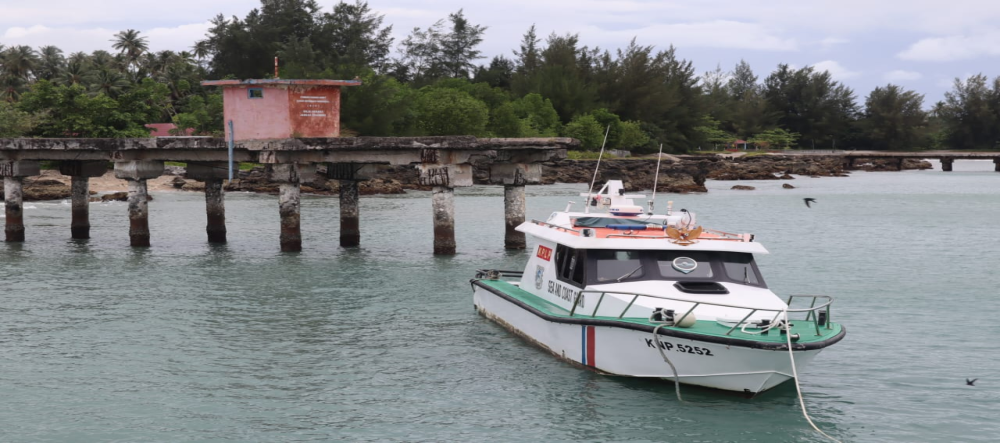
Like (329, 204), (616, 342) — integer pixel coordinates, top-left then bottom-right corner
(2, 160), (998, 442)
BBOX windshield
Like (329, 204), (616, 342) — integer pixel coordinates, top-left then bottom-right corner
(587, 249), (766, 287)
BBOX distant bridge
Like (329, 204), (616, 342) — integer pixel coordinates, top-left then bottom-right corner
(0, 136), (574, 253)
(783, 150), (1000, 172)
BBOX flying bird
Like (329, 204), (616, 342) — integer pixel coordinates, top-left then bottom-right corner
(967, 378), (978, 386)
(803, 198), (817, 208)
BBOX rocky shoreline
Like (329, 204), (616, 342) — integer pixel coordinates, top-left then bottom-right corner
(1, 155), (933, 201)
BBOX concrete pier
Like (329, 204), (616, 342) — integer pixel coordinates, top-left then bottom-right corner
(186, 163), (230, 243)
(270, 164), (315, 252)
(126, 179), (150, 247)
(503, 185), (526, 249)
(279, 183), (301, 252)
(432, 186), (456, 255)
(339, 180), (360, 247)
(1, 161), (40, 242)
(490, 163), (542, 250)
(4, 177), (25, 242)
(204, 180), (226, 243)
(941, 158), (954, 172)
(70, 177), (89, 239)
(114, 161), (164, 247)
(59, 161), (108, 239)
(994, 159), (1000, 172)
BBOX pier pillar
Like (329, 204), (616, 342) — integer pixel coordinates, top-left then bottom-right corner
(418, 163), (472, 255)
(941, 158), (954, 172)
(59, 161), (108, 239)
(994, 159), (1000, 172)
(186, 162), (230, 243)
(503, 185), (526, 249)
(432, 186), (456, 255)
(489, 164), (542, 250)
(114, 161), (164, 247)
(269, 163), (315, 252)
(326, 163), (381, 248)
(339, 180), (360, 247)
(1, 161), (40, 242)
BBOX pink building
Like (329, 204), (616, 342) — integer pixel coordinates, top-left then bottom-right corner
(201, 79), (361, 141)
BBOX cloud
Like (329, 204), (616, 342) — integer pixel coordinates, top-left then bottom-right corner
(587, 20), (799, 51)
(811, 60), (860, 80)
(897, 31), (1000, 61)
(884, 70), (923, 82)
(1, 22), (211, 54)
(820, 37), (848, 49)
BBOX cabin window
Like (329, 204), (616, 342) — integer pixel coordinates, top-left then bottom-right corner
(555, 245), (586, 286)
(248, 88), (264, 99)
(592, 250), (644, 283)
(719, 252), (762, 286)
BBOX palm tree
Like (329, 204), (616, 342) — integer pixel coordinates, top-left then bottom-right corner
(3, 45), (40, 80)
(60, 59), (94, 86)
(90, 68), (129, 97)
(111, 29), (149, 75)
(90, 50), (116, 71)
(37, 45), (66, 81)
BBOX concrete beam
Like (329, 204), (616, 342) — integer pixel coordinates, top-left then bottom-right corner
(326, 163), (382, 181)
(114, 161), (164, 180)
(58, 161), (108, 178)
(418, 164), (473, 187)
(488, 163), (543, 185)
(941, 158), (954, 172)
(186, 162), (232, 182)
(267, 163), (317, 184)
(0, 160), (40, 177)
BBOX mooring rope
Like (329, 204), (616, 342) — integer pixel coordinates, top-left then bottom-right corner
(652, 323), (683, 402)
(782, 310), (841, 443)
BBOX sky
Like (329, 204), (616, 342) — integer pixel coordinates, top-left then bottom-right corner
(2, 0), (999, 104)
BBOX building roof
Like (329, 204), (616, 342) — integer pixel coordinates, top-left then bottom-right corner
(201, 79), (362, 87)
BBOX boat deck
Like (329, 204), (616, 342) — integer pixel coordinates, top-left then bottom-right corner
(474, 279), (843, 346)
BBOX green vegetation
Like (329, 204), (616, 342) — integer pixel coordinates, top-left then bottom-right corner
(1, 0), (998, 152)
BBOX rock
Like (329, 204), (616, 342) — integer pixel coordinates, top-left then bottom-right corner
(782, 183), (795, 189)
(90, 191), (153, 202)
(171, 177), (187, 189)
(731, 185), (756, 190)
(164, 165), (186, 176)
(21, 178), (72, 201)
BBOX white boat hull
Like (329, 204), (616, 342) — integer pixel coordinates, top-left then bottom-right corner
(473, 284), (822, 394)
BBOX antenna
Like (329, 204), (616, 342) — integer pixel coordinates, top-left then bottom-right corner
(584, 125), (612, 214)
(649, 143), (663, 214)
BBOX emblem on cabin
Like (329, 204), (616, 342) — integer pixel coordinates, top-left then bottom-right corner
(536, 245), (553, 261)
(672, 257), (698, 274)
(666, 226), (703, 246)
(535, 266), (545, 289)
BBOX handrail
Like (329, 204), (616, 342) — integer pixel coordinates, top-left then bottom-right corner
(570, 289), (834, 336)
(530, 219), (581, 234)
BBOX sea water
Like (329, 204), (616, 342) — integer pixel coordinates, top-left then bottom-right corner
(2, 160), (998, 442)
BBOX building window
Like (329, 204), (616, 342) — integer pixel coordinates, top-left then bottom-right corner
(248, 88), (264, 99)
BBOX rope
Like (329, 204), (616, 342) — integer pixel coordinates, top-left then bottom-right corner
(652, 323), (683, 402)
(782, 310), (841, 443)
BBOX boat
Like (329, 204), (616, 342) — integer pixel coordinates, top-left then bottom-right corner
(470, 180), (845, 394)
